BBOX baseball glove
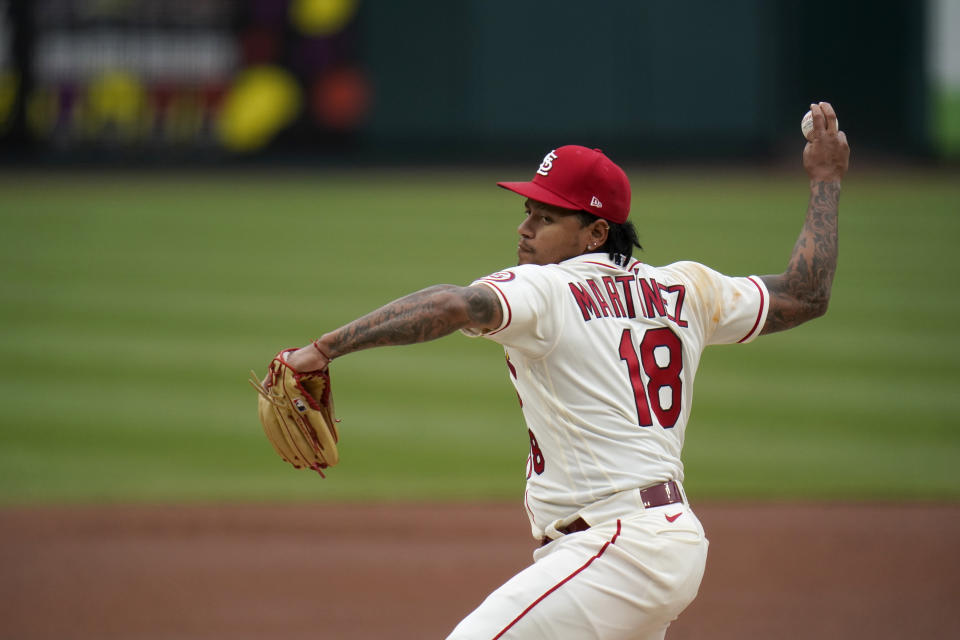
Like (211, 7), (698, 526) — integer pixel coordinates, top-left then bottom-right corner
(249, 349), (339, 476)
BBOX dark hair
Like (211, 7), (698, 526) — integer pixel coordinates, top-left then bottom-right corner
(576, 212), (643, 262)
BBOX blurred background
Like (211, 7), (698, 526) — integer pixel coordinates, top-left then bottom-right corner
(1, 0), (957, 164)
(1, 0), (958, 505)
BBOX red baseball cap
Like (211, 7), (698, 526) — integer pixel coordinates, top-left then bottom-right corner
(497, 145), (631, 224)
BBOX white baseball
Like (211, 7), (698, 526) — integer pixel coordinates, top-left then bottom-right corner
(801, 109), (838, 141)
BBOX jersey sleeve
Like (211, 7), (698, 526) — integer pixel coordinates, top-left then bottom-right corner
(460, 265), (561, 357)
(663, 261), (769, 345)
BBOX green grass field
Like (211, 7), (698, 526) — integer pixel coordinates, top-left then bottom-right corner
(1, 166), (958, 504)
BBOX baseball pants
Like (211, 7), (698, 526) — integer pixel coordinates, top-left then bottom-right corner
(446, 505), (708, 640)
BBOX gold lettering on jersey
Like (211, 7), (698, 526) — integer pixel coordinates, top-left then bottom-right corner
(568, 276), (687, 328)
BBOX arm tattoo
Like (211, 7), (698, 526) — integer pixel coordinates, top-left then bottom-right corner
(323, 284), (501, 359)
(463, 285), (500, 328)
(762, 181), (840, 334)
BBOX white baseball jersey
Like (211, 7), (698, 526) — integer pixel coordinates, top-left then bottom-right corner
(465, 254), (768, 539)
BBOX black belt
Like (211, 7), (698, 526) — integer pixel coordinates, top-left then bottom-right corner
(540, 480), (683, 546)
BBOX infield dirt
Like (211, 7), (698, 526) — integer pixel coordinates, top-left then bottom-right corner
(2, 502), (957, 639)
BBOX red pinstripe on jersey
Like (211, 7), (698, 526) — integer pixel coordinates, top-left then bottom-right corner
(491, 520), (623, 639)
(524, 489), (536, 521)
(738, 276), (766, 343)
(482, 282), (513, 336)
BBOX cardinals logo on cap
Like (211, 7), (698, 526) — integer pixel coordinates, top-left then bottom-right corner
(497, 145), (632, 224)
(536, 150), (559, 176)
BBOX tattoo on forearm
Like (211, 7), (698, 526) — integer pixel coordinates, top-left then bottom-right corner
(463, 286), (499, 327)
(763, 181), (840, 333)
(326, 285), (498, 359)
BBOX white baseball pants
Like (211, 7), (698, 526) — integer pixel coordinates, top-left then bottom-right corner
(446, 505), (708, 640)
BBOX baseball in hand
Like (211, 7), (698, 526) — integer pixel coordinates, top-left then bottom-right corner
(801, 109), (838, 141)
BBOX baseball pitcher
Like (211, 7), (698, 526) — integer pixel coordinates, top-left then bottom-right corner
(260, 102), (849, 639)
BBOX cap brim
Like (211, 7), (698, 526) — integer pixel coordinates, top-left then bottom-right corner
(497, 181), (582, 212)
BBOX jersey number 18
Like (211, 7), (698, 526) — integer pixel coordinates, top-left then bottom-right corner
(618, 327), (683, 429)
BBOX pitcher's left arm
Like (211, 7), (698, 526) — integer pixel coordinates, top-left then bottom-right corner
(762, 101), (850, 334)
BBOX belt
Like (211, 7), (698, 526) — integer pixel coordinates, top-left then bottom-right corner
(540, 480), (683, 546)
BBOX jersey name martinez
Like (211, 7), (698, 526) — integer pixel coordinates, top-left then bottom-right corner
(567, 274), (688, 328)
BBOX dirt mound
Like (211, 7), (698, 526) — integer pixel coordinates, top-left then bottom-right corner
(2, 502), (957, 639)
